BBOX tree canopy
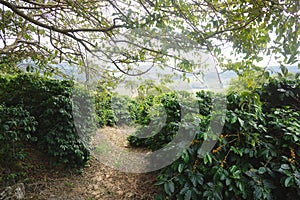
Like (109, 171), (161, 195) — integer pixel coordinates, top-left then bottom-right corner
(0, 0), (299, 76)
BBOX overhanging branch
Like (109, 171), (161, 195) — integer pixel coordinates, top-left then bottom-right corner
(0, 1), (123, 35)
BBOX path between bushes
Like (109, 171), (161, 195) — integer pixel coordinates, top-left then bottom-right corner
(24, 126), (161, 199)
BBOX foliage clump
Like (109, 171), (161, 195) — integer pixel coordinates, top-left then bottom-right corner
(128, 91), (216, 151)
(258, 78), (300, 112)
(94, 85), (139, 127)
(0, 74), (94, 167)
(128, 92), (183, 151)
(127, 78), (300, 200)
(0, 105), (37, 165)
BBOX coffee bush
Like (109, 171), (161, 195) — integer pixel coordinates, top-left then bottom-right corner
(0, 74), (94, 167)
(154, 78), (300, 200)
(0, 105), (37, 164)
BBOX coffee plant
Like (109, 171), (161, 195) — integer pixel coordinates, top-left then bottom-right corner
(153, 78), (300, 200)
(0, 105), (37, 164)
(111, 95), (139, 126)
(135, 94), (155, 125)
(258, 78), (300, 112)
(128, 92), (183, 151)
(0, 74), (94, 167)
(128, 91), (216, 151)
(94, 85), (117, 127)
(94, 85), (139, 127)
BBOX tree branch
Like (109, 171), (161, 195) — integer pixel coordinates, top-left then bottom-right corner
(0, 1), (123, 34)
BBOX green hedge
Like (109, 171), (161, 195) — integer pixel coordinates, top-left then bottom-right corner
(94, 86), (139, 127)
(111, 95), (139, 126)
(128, 91), (217, 151)
(259, 78), (300, 111)
(128, 92), (183, 151)
(0, 74), (95, 167)
(94, 85), (117, 127)
(147, 78), (300, 200)
(0, 105), (37, 165)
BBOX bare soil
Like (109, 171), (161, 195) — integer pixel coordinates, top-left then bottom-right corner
(1, 126), (161, 200)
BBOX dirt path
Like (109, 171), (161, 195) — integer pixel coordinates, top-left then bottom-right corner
(22, 126), (161, 199)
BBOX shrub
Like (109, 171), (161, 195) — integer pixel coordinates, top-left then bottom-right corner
(0, 74), (95, 167)
(154, 80), (300, 200)
(196, 90), (213, 116)
(94, 85), (117, 127)
(0, 105), (37, 164)
(111, 95), (139, 126)
(128, 92), (199, 151)
(135, 94), (155, 125)
(258, 78), (300, 112)
(94, 86), (139, 127)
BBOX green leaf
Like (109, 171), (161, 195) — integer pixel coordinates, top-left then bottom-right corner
(284, 176), (293, 187)
(238, 118), (244, 127)
(230, 113), (238, 124)
(178, 163), (184, 173)
(203, 153), (212, 164)
(184, 190), (192, 200)
(3, 124), (10, 131)
(226, 178), (231, 186)
(280, 164), (290, 170)
(280, 65), (288, 77)
(164, 182), (170, 195)
(168, 181), (175, 193)
(258, 167), (267, 175)
(182, 150), (189, 163)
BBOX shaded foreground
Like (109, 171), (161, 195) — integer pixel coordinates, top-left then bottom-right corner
(1, 126), (160, 200)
